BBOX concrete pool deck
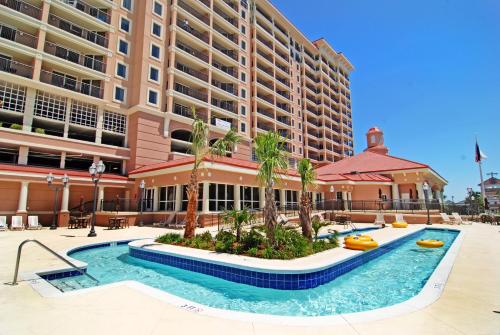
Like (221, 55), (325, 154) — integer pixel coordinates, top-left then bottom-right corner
(0, 224), (498, 335)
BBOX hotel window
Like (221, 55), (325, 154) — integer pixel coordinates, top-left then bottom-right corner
(241, 72), (246, 82)
(181, 184), (202, 211)
(116, 62), (127, 79)
(150, 43), (161, 59)
(114, 86), (125, 102)
(149, 66), (160, 82)
(240, 122), (246, 133)
(209, 183), (234, 211)
(34, 90), (66, 121)
(147, 89), (159, 106)
(241, 56), (246, 66)
(153, 1), (163, 16)
(122, 0), (132, 11)
(120, 17), (131, 33)
(151, 21), (162, 38)
(240, 186), (260, 210)
(118, 39), (129, 55)
(240, 105), (246, 115)
(285, 190), (298, 209)
(103, 111), (126, 134)
(241, 10), (246, 19)
(0, 81), (27, 113)
(70, 100), (98, 128)
(158, 186), (176, 211)
(241, 25), (246, 35)
(241, 88), (246, 98)
(241, 40), (246, 50)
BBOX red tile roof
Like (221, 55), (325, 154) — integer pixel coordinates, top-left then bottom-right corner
(316, 151), (429, 176)
(0, 164), (128, 181)
(319, 172), (392, 182)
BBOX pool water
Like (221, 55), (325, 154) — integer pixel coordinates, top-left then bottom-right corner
(49, 229), (457, 317)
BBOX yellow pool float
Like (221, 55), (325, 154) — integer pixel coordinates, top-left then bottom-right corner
(416, 239), (444, 248)
(344, 235), (378, 251)
(392, 222), (408, 228)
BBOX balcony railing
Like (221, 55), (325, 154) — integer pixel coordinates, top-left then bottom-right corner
(212, 60), (237, 78)
(48, 14), (108, 48)
(0, 24), (37, 48)
(176, 62), (208, 82)
(0, 56), (33, 78)
(275, 76), (289, 87)
(256, 77), (273, 90)
(276, 103), (289, 112)
(256, 108), (274, 119)
(222, 0), (237, 12)
(39, 70), (103, 98)
(256, 20), (273, 36)
(257, 93), (273, 104)
(198, 0), (209, 8)
(176, 41), (208, 63)
(59, 0), (110, 24)
(214, 5), (237, 27)
(275, 63), (289, 74)
(256, 34), (273, 50)
(175, 83), (208, 102)
(178, 0), (209, 25)
(257, 122), (273, 132)
(275, 50), (289, 63)
(0, 0), (41, 19)
(276, 117), (290, 126)
(212, 40), (238, 61)
(256, 7), (272, 23)
(44, 41), (106, 73)
(212, 78), (237, 96)
(177, 18), (209, 44)
(211, 97), (237, 113)
(276, 90), (290, 100)
(213, 23), (238, 45)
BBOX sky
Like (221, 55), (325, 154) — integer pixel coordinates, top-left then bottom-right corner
(271, 0), (500, 201)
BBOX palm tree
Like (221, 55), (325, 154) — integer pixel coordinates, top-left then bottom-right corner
(222, 207), (255, 242)
(184, 107), (240, 239)
(254, 132), (288, 244)
(298, 158), (316, 240)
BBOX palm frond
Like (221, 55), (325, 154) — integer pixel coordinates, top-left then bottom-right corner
(255, 132), (289, 188)
(298, 158), (316, 192)
(209, 129), (241, 158)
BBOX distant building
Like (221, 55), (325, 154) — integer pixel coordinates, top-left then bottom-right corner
(479, 177), (500, 210)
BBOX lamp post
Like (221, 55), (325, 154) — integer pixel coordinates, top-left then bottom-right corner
(88, 160), (105, 237)
(329, 185), (335, 212)
(423, 181), (431, 225)
(139, 180), (145, 226)
(46, 173), (69, 230)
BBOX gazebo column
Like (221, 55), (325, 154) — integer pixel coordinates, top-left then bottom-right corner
(259, 187), (265, 209)
(97, 186), (105, 211)
(174, 184), (182, 212)
(202, 182), (209, 213)
(416, 182), (425, 209)
(58, 184), (70, 227)
(16, 181), (29, 225)
(342, 191), (348, 211)
(392, 183), (400, 209)
(234, 184), (241, 210)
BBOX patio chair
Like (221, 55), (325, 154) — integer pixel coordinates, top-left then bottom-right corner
(374, 213), (385, 225)
(394, 214), (407, 224)
(168, 215), (198, 229)
(440, 213), (455, 225)
(153, 213), (175, 228)
(452, 212), (471, 225)
(277, 214), (289, 225)
(27, 216), (43, 230)
(11, 216), (24, 230)
(0, 216), (7, 231)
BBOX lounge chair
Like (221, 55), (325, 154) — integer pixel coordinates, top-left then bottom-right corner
(392, 214), (408, 228)
(440, 213), (455, 225)
(374, 213), (385, 225)
(168, 215), (198, 229)
(11, 216), (24, 230)
(0, 216), (7, 231)
(277, 214), (289, 225)
(452, 212), (471, 225)
(27, 216), (43, 230)
(153, 213), (176, 228)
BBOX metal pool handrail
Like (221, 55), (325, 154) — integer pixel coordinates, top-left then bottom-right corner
(8, 239), (99, 285)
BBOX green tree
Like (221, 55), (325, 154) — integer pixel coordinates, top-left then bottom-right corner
(254, 132), (288, 244)
(298, 158), (316, 241)
(184, 107), (240, 239)
(222, 207), (255, 242)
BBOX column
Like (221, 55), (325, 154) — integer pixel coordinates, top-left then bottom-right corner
(202, 182), (209, 213)
(22, 88), (36, 131)
(259, 187), (266, 209)
(342, 191), (348, 211)
(97, 186), (105, 211)
(61, 184), (70, 212)
(435, 190), (442, 204)
(124, 189), (131, 211)
(95, 107), (104, 144)
(153, 186), (159, 212)
(392, 183), (400, 209)
(18, 146), (29, 165)
(279, 189), (286, 210)
(416, 182), (425, 200)
(234, 184), (241, 210)
(60, 152), (66, 169)
(17, 181), (29, 213)
(63, 98), (72, 137)
(348, 192), (352, 211)
(174, 184), (182, 212)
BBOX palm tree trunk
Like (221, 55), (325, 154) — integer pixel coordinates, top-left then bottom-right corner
(300, 193), (312, 241)
(184, 169), (198, 239)
(264, 185), (277, 244)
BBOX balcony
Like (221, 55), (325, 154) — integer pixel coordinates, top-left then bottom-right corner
(0, 24), (37, 48)
(257, 122), (273, 132)
(275, 76), (289, 87)
(39, 70), (103, 98)
(276, 90), (290, 100)
(0, 56), (33, 78)
(256, 7), (272, 23)
(222, 0), (238, 12)
(59, 0), (110, 24)
(44, 41), (106, 73)
(276, 102), (289, 112)
(178, 0), (209, 26)
(213, 23), (238, 45)
(212, 60), (237, 78)
(275, 63), (289, 75)
(177, 18), (208, 44)
(212, 40), (238, 61)
(175, 83), (207, 102)
(48, 14), (108, 48)
(212, 78), (237, 96)
(214, 5), (237, 27)
(257, 108), (274, 119)
(275, 50), (289, 63)
(176, 41), (208, 63)
(176, 62), (208, 82)
(173, 103), (208, 122)
(256, 93), (273, 105)
(256, 77), (273, 90)
(256, 34), (273, 50)
(211, 97), (237, 114)
(0, 0), (41, 19)
(276, 116), (290, 126)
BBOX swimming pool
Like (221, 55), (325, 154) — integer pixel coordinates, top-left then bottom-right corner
(46, 228), (457, 317)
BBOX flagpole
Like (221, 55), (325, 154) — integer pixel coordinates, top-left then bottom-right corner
(478, 160), (486, 206)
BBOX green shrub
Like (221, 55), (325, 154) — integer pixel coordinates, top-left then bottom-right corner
(261, 246), (275, 259)
(247, 247), (258, 257)
(215, 230), (236, 253)
(34, 128), (45, 134)
(156, 233), (183, 244)
(240, 228), (264, 250)
(328, 233), (339, 248)
(10, 123), (22, 130)
(274, 226), (310, 259)
(197, 231), (213, 243)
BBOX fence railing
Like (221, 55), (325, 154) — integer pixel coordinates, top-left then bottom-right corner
(316, 199), (443, 213)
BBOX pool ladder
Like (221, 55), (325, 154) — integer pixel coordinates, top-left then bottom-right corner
(8, 239), (99, 286)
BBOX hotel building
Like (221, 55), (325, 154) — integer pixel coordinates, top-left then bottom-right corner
(0, 0), (445, 226)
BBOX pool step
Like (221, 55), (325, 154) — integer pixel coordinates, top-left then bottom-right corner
(50, 276), (97, 292)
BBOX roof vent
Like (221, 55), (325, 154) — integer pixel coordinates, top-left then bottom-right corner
(350, 170), (360, 174)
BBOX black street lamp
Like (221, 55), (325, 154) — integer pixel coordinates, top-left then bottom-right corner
(88, 160), (105, 237)
(423, 181), (431, 225)
(139, 180), (145, 226)
(46, 173), (69, 230)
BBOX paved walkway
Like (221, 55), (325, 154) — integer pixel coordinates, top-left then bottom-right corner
(0, 224), (498, 335)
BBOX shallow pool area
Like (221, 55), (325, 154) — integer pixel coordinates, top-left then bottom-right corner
(47, 229), (458, 317)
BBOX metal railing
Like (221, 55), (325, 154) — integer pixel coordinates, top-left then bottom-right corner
(48, 13), (108, 48)
(316, 199), (443, 213)
(0, 56), (33, 78)
(59, 0), (110, 24)
(177, 18), (209, 43)
(39, 70), (103, 98)
(0, 0), (41, 19)
(178, 0), (209, 25)
(176, 41), (209, 63)
(174, 82), (208, 102)
(0, 24), (37, 48)
(44, 41), (106, 73)
(9, 239), (99, 285)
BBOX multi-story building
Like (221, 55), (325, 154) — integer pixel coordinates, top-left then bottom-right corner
(0, 0), (445, 227)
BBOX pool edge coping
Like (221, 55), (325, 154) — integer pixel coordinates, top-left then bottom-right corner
(24, 227), (465, 326)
